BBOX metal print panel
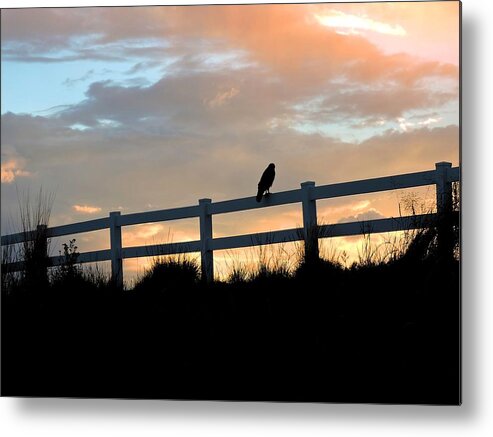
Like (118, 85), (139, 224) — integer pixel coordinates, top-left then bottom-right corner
(1, 1), (461, 404)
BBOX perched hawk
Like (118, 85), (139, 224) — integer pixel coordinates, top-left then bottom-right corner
(256, 163), (276, 202)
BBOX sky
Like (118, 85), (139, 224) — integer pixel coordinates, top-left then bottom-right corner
(1, 1), (460, 283)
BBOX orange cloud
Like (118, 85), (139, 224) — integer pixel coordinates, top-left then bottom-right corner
(153, 3), (457, 89)
(122, 221), (199, 248)
(73, 204), (102, 214)
(206, 87), (240, 108)
(312, 1), (460, 64)
(1, 158), (30, 183)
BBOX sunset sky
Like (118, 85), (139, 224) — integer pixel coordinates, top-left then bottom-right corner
(1, 1), (460, 282)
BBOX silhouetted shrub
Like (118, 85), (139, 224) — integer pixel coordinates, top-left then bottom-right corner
(133, 257), (200, 294)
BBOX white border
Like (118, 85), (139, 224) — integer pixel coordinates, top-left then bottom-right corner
(2, 1), (492, 436)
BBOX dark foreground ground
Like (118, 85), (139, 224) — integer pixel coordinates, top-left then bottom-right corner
(1, 250), (460, 404)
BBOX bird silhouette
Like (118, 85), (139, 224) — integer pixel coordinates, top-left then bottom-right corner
(256, 163), (275, 202)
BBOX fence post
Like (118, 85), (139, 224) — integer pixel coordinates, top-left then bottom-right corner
(435, 162), (453, 214)
(32, 224), (49, 285)
(435, 162), (454, 259)
(109, 211), (123, 288)
(199, 198), (213, 283)
(36, 224), (48, 259)
(301, 181), (319, 263)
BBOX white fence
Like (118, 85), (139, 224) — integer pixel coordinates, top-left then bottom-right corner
(1, 162), (459, 286)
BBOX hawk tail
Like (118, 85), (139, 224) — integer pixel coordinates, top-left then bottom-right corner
(256, 188), (263, 202)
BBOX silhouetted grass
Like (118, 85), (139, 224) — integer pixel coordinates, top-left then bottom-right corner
(1, 207), (460, 404)
(133, 255), (200, 293)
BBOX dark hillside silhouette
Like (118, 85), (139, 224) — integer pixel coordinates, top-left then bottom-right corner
(1, 210), (460, 404)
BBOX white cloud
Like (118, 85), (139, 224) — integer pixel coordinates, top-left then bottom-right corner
(70, 123), (92, 131)
(419, 117), (441, 126)
(398, 116), (441, 132)
(397, 117), (414, 132)
(315, 10), (406, 36)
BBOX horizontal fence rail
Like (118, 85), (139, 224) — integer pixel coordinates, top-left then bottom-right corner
(1, 162), (460, 285)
